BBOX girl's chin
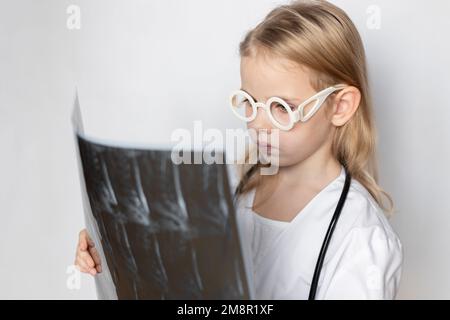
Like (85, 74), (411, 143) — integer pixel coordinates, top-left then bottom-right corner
(258, 148), (281, 162)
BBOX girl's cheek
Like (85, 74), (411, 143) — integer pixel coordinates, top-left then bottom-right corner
(277, 131), (303, 152)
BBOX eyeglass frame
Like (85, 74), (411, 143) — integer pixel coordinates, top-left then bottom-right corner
(229, 84), (347, 131)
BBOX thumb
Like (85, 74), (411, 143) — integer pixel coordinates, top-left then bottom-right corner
(78, 231), (88, 251)
(85, 233), (95, 248)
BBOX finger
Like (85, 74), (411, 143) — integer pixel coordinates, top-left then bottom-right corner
(78, 231), (88, 251)
(75, 263), (89, 274)
(89, 247), (102, 270)
(87, 237), (95, 248)
(83, 230), (95, 249)
(75, 255), (90, 272)
(79, 251), (95, 269)
(77, 254), (97, 275)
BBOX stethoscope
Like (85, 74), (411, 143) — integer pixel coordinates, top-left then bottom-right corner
(308, 166), (351, 300)
(233, 165), (351, 300)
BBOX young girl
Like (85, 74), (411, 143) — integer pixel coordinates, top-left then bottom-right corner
(75, 0), (402, 299)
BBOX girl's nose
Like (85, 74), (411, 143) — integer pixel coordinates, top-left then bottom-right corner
(251, 104), (273, 133)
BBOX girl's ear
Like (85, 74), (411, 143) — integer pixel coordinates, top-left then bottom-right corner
(330, 86), (361, 126)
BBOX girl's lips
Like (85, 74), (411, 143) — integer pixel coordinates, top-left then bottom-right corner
(257, 141), (277, 149)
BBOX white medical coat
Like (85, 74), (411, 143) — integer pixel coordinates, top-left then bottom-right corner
(233, 165), (403, 300)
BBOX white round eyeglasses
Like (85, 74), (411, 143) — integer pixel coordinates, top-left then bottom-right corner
(229, 84), (347, 131)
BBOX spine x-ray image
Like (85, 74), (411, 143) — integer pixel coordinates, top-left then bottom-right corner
(72, 98), (251, 299)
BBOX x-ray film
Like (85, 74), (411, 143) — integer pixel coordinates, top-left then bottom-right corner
(71, 93), (251, 299)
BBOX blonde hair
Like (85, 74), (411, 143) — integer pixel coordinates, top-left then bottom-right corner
(234, 0), (395, 216)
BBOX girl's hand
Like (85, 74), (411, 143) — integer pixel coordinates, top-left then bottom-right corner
(74, 229), (102, 276)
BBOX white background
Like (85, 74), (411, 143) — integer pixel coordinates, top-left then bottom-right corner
(0, 0), (449, 299)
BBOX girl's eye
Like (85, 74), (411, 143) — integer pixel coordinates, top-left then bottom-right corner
(274, 103), (294, 112)
(238, 99), (250, 107)
(277, 104), (287, 112)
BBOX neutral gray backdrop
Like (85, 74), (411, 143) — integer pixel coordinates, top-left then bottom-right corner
(0, 0), (449, 299)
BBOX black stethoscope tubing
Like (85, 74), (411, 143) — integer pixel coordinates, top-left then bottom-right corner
(308, 166), (352, 300)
